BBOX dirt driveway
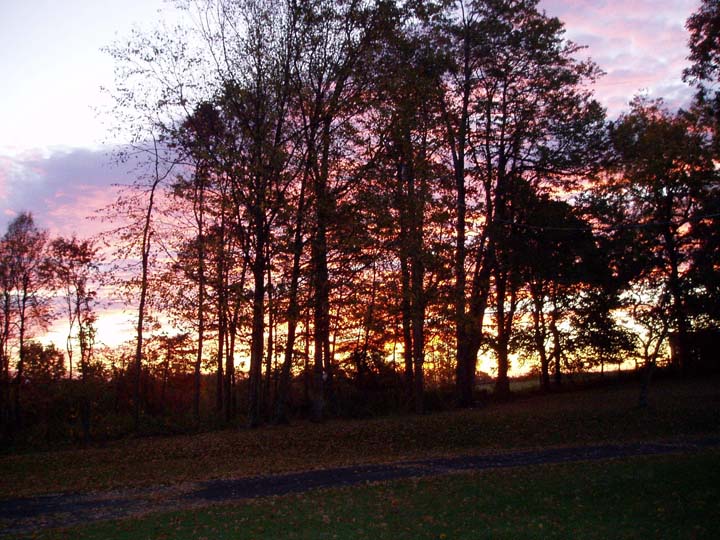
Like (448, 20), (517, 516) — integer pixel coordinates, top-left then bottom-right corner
(2, 437), (718, 537)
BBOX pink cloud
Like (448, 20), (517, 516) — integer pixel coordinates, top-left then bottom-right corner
(0, 147), (134, 237)
(44, 184), (122, 238)
(540, 0), (700, 116)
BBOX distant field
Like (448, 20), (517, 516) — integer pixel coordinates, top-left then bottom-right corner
(19, 451), (720, 540)
(475, 369), (637, 393)
(1, 378), (718, 499)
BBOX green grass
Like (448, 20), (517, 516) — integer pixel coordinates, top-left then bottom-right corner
(1, 378), (719, 499)
(22, 451), (720, 540)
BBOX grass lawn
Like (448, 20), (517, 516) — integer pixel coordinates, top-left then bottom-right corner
(20, 450), (720, 540)
(1, 378), (719, 499)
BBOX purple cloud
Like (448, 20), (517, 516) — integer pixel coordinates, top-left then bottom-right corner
(540, 0), (699, 116)
(0, 147), (134, 237)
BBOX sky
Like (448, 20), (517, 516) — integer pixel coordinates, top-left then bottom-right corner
(0, 0), (173, 235)
(0, 0), (702, 350)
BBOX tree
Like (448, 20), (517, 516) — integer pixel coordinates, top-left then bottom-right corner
(273, 149), (310, 424)
(0, 238), (13, 431)
(684, 0), (720, 149)
(361, 2), (451, 413)
(686, 188), (720, 328)
(290, 0), (382, 420)
(98, 135), (177, 430)
(104, 6), (201, 428)
(519, 195), (605, 389)
(133, 137), (174, 429)
(435, 0), (605, 400)
(571, 290), (637, 375)
(608, 98), (716, 369)
(685, 0), (720, 86)
(143, 332), (194, 415)
(683, 0), (720, 328)
(49, 236), (99, 441)
(2, 213), (50, 427)
(23, 341), (66, 385)
(169, 170), (210, 421)
(49, 237), (98, 379)
(168, 0), (302, 427)
(94, 0), (638, 430)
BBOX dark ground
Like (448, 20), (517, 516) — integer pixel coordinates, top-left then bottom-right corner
(2, 437), (718, 538)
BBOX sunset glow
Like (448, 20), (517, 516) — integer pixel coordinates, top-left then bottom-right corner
(0, 0), (710, 386)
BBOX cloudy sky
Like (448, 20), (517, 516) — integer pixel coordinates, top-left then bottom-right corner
(0, 0), (170, 236)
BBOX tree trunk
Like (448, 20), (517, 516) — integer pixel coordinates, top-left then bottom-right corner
(454, 169), (470, 405)
(134, 138), (165, 431)
(193, 175), (206, 422)
(531, 284), (551, 391)
(457, 254), (492, 407)
(264, 262), (274, 419)
(493, 269), (511, 397)
(223, 316), (234, 422)
(79, 309), (93, 444)
(195, 277), (204, 422)
(303, 309), (311, 409)
(663, 221), (690, 373)
(13, 291), (29, 428)
(400, 253), (413, 407)
(550, 307), (563, 387)
(411, 306), (425, 414)
(0, 293), (10, 433)
(248, 209), (266, 428)
(215, 233), (226, 415)
(80, 366), (91, 444)
(226, 294), (240, 421)
(638, 359), (656, 408)
(274, 172), (307, 424)
(407, 151), (426, 414)
(310, 119), (333, 422)
(445, 17), (474, 408)
(396, 158), (413, 408)
(216, 314), (225, 414)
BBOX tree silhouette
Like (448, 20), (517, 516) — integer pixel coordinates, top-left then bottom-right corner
(49, 236), (99, 441)
(3, 213), (50, 428)
(607, 98), (716, 370)
(684, 0), (720, 150)
(684, 0), (720, 329)
(434, 0), (605, 400)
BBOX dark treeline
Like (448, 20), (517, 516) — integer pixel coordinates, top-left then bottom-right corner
(1, 0), (719, 443)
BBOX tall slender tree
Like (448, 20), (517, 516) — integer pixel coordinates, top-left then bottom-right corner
(291, 0), (382, 420)
(362, 2), (450, 412)
(49, 236), (99, 441)
(0, 239), (13, 432)
(3, 213), (50, 427)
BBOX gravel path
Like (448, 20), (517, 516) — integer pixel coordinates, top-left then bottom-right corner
(2, 437), (718, 537)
